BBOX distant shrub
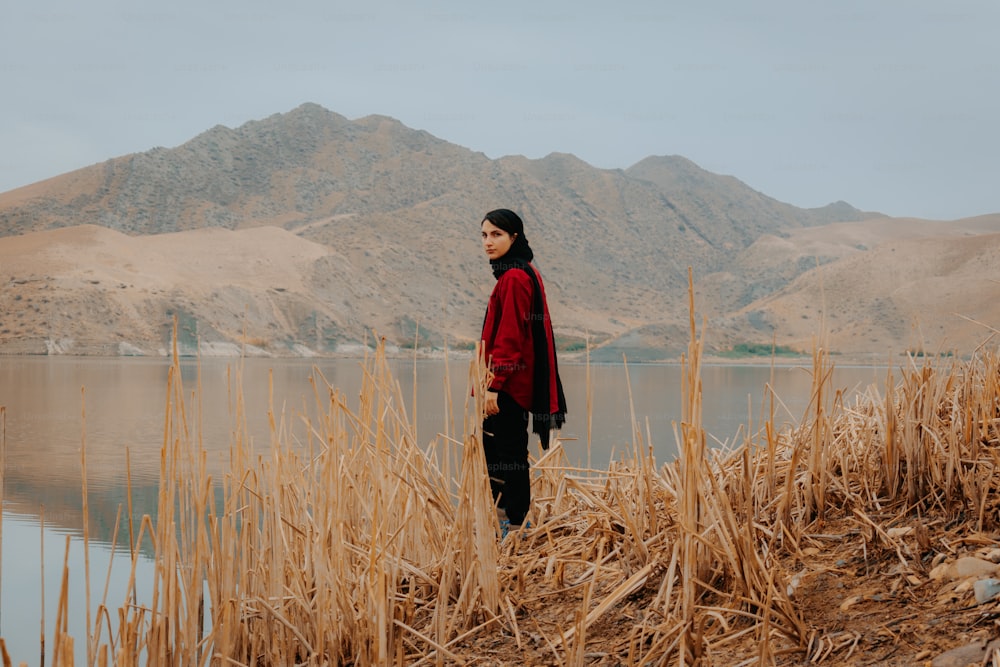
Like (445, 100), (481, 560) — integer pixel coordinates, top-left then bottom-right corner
(554, 334), (588, 352)
(719, 343), (801, 358)
(906, 348), (954, 358)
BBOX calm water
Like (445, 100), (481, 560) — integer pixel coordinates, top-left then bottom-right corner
(0, 355), (887, 661)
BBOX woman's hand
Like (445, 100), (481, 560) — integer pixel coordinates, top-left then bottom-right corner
(484, 390), (500, 416)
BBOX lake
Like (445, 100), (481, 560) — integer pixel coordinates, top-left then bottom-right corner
(0, 354), (887, 661)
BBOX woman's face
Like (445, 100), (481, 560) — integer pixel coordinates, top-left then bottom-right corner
(481, 219), (515, 260)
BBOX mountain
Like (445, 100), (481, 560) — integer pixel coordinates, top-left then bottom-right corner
(2, 102), (996, 360)
(716, 215), (1000, 358)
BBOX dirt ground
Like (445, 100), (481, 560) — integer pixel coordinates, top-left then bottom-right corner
(443, 509), (1000, 666)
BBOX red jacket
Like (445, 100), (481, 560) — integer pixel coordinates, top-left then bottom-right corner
(481, 265), (560, 413)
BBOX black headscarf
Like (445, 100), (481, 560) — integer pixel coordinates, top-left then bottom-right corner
(482, 209), (567, 448)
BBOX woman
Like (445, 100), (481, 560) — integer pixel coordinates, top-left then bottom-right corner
(480, 208), (567, 530)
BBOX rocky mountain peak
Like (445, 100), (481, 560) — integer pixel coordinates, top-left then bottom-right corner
(1, 103), (994, 360)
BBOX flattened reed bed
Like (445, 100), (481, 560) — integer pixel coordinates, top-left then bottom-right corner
(3, 326), (1000, 665)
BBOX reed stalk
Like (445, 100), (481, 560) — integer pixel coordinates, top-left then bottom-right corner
(676, 267), (708, 664)
(7, 304), (1000, 665)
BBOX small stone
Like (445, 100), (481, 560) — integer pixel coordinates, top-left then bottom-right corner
(974, 578), (1000, 604)
(932, 640), (986, 667)
(937, 556), (1000, 581)
(955, 556), (1000, 578)
(932, 638), (1000, 667)
(929, 562), (951, 580)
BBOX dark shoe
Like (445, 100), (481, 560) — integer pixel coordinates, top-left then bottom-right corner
(501, 520), (530, 540)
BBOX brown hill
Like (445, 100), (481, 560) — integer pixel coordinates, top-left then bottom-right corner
(0, 224), (349, 355)
(3, 102), (997, 359)
(712, 218), (1000, 360)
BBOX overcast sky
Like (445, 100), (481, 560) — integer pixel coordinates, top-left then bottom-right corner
(1, 0), (997, 219)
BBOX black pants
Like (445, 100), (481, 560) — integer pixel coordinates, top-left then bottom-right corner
(482, 391), (530, 525)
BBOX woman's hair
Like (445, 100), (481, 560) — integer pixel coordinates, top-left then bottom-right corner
(482, 208), (533, 262)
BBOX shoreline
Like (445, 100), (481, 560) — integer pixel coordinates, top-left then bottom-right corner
(0, 336), (971, 367)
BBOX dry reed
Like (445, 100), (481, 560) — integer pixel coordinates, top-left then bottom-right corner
(3, 304), (1000, 665)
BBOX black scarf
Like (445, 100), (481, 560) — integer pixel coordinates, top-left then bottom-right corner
(489, 255), (567, 449)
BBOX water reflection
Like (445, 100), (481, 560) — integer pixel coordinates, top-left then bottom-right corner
(0, 356), (887, 547)
(0, 513), (158, 665)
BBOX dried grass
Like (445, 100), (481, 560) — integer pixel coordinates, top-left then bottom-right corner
(2, 305), (1000, 665)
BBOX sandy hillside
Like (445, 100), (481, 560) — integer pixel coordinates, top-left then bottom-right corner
(697, 214), (1000, 360)
(0, 224), (364, 355)
(3, 212), (1000, 359)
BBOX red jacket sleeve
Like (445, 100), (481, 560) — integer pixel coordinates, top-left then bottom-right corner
(487, 269), (534, 392)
